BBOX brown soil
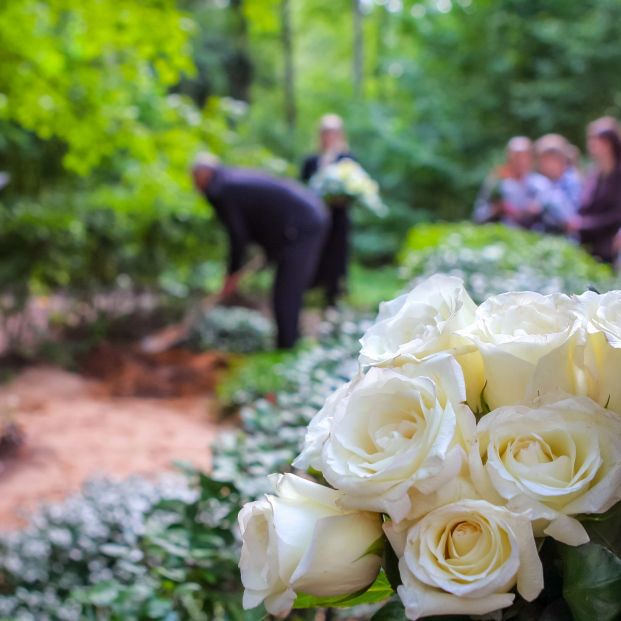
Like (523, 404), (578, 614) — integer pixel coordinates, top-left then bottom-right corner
(80, 343), (229, 397)
(0, 363), (225, 530)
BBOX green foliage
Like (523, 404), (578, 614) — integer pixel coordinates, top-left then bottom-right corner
(0, 189), (222, 299)
(216, 348), (299, 410)
(0, 472), (266, 621)
(561, 542), (621, 621)
(0, 476), (196, 620)
(347, 264), (407, 311)
(0, 0), (194, 176)
(399, 222), (615, 303)
(351, 200), (429, 267)
(188, 306), (274, 354)
(370, 598), (407, 621)
(580, 501), (621, 555)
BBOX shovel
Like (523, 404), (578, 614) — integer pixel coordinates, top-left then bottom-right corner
(140, 255), (264, 354)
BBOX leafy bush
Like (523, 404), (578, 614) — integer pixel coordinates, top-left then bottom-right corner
(351, 199), (428, 266)
(0, 190), (223, 299)
(70, 471), (263, 621)
(188, 306), (274, 354)
(399, 222), (615, 303)
(216, 348), (300, 411)
(0, 476), (195, 621)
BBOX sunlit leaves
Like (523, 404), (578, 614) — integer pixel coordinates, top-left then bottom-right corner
(0, 0), (195, 174)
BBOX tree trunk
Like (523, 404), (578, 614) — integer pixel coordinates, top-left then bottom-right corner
(353, 0), (364, 99)
(281, 0), (296, 133)
(374, 3), (387, 102)
(228, 0), (253, 102)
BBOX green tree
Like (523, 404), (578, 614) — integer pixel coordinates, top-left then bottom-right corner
(0, 0), (195, 179)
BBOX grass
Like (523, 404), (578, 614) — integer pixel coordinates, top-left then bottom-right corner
(216, 347), (301, 411)
(346, 263), (405, 311)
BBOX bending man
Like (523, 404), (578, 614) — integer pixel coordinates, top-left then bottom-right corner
(192, 154), (328, 349)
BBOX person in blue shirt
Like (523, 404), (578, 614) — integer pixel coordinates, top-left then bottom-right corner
(535, 134), (582, 233)
(474, 136), (552, 230)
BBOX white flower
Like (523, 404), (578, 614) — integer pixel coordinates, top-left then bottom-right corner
(359, 274), (484, 409)
(294, 355), (476, 522)
(238, 474), (382, 617)
(579, 290), (621, 414)
(459, 291), (585, 409)
(385, 500), (543, 620)
(469, 395), (621, 546)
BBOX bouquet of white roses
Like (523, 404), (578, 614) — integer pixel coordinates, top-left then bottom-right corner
(310, 158), (388, 217)
(238, 275), (621, 620)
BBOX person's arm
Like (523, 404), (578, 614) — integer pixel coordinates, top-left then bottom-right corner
(473, 177), (503, 223)
(223, 204), (248, 274)
(576, 208), (621, 233)
(211, 198), (249, 296)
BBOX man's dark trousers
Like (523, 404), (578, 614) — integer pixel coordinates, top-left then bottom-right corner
(273, 224), (326, 349)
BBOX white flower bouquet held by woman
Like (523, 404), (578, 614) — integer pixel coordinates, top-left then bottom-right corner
(238, 275), (621, 620)
(309, 157), (388, 217)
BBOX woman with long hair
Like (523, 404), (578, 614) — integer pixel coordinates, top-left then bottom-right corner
(569, 117), (621, 263)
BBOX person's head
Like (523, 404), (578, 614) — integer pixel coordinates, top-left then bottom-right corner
(506, 136), (534, 178)
(318, 114), (347, 153)
(191, 152), (220, 192)
(535, 134), (571, 181)
(587, 117), (621, 171)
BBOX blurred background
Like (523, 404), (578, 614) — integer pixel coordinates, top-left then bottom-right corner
(2, 0), (621, 314)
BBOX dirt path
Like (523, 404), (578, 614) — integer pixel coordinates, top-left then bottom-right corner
(0, 366), (221, 530)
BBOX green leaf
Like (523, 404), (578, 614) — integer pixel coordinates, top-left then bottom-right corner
(579, 500), (621, 557)
(370, 596), (405, 621)
(79, 581), (121, 606)
(360, 535), (386, 560)
(477, 380), (491, 417)
(293, 570), (393, 609)
(561, 542), (621, 621)
(383, 536), (402, 592)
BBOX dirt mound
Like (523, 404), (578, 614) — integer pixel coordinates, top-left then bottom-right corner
(80, 343), (229, 397)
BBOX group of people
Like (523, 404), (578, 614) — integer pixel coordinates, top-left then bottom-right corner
(474, 116), (621, 264)
(191, 114), (355, 349)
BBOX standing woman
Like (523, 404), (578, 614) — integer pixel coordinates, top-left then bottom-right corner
(569, 117), (621, 263)
(301, 114), (355, 308)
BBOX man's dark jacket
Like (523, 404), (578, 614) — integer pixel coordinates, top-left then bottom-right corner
(205, 167), (327, 274)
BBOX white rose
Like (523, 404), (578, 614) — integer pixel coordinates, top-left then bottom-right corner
(385, 500), (543, 620)
(469, 395), (621, 546)
(238, 474), (382, 617)
(358, 274), (484, 409)
(459, 291), (585, 410)
(294, 355), (476, 522)
(579, 290), (621, 414)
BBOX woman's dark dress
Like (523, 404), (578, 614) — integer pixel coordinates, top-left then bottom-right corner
(301, 152), (355, 307)
(578, 166), (621, 263)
